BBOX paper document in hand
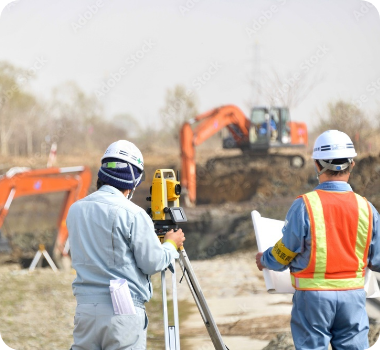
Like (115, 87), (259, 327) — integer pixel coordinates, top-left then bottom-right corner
(251, 210), (380, 298)
(364, 269), (380, 298)
(252, 210), (295, 294)
(109, 279), (137, 315)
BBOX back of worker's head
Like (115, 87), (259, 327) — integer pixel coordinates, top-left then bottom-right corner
(97, 140), (144, 199)
(312, 130), (357, 177)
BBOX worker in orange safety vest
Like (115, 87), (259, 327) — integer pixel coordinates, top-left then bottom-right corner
(256, 130), (380, 350)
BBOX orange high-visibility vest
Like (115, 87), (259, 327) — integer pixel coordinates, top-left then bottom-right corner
(291, 190), (373, 291)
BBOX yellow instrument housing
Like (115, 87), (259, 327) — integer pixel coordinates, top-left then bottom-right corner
(151, 169), (180, 222)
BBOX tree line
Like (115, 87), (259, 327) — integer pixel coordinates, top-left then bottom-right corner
(0, 60), (377, 163)
(0, 61), (129, 160)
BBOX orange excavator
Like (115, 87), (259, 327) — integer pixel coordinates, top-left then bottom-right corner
(0, 166), (92, 262)
(180, 105), (308, 204)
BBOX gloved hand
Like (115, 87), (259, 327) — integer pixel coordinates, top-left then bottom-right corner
(164, 229), (185, 250)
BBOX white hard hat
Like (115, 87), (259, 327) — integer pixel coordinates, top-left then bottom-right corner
(101, 140), (144, 171)
(312, 130), (357, 160)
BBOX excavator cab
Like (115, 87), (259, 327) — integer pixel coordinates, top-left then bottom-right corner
(223, 106), (305, 154)
(248, 107), (291, 149)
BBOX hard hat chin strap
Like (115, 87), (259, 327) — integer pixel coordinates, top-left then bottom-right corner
(127, 163), (137, 200)
(315, 159), (354, 178)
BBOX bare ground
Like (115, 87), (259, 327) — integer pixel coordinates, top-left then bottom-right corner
(1, 249), (380, 349)
(0, 250), (293, 350)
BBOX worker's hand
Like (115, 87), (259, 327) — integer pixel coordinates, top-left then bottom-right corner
(256, 252), (264, 271)
(164, 229), (185, 249)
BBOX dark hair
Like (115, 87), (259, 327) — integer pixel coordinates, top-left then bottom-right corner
(96, 178), (125, 192)
(316, 158), (351, 177)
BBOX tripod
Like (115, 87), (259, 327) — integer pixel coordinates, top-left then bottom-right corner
(29, 244), (58, 272)
(160, 246), (228, 350)
(147, 169), (228, 349)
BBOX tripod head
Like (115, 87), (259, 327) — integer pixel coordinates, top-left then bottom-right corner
(146, 169), (187, 241)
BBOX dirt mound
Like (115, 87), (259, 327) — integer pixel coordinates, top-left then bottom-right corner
(196, 157), (313, 205)
(2, 153), (380, 264)
(181, 153), (380, 259)
(351, 155), (380, 209)
(196, 152), (380, 207)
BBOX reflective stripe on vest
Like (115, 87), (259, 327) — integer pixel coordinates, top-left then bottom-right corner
(291, 190), (372, 291)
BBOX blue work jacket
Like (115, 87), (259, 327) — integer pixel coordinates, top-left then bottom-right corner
(67, 185), (178, 307)
(261, 181), (380, 273)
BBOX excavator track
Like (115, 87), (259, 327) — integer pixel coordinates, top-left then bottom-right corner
(205, 152), (305, 173)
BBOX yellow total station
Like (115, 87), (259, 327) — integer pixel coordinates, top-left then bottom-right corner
(150, 169), (181, 221)
(147, 169), (187, 238)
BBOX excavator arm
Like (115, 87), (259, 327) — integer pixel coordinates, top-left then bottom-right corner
(180, 105), (250, 204)
(0, 166), (92, 260)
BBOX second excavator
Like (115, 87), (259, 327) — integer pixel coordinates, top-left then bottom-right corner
(180, 104), (308, 204)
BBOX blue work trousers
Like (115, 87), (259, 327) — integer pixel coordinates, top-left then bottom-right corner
(291, 289), (369, 350)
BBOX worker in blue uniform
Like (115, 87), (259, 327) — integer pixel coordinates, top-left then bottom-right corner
(68, 140), (185, 350)
(256, 130), (380, 350)
(259, 114), (278, 141)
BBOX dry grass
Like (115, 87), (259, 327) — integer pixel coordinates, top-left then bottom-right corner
(0, 264), (194, 350)
(0, 264), (76, 350)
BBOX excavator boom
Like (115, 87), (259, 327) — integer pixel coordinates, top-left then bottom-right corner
(0, 166), (92, 261)
(180, 105), (250, 204)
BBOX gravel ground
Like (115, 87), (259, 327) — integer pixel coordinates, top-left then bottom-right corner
(1, 250), (380, 350)
(171, 250), (294, 349)
(0, 250), (279, 350)
(176, 249), (264, 298)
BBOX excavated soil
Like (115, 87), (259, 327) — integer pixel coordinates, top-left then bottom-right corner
(2, 152), (380, 262)
(0, 151), (309, 262)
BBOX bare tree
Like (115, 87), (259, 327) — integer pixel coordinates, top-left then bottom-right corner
(0, 61), (36, 156)
(315, 100), (373, 154)
(12, 92), (41, 156)
(160, 85), (198, 140)
(49, 82), (105, 154)
(258, 67), (323, 110)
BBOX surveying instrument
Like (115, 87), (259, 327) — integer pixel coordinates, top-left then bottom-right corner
(146, 169), (228, 350)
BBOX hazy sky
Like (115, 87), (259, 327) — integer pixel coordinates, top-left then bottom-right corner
(0, 0), (379, 130)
